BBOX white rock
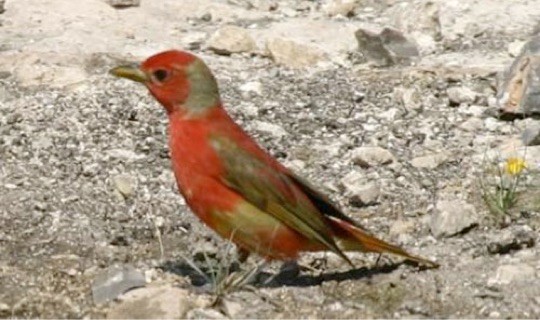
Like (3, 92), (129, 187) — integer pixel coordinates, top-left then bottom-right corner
(240, 103), (259, 118)
(322, 0), (358, 17)
(339, 171), (363, 191)
(107, 149), (146, 161)
(104, 0), (140, 8)
(186, 308), (227, 319)
(92, 265), (146, 305)
(339, 171), (380, 206)
(447, 86), (477, 105)
(239, 81), (263, 96)
(351, 183), (380, 207)
(32, 136), (54, 151)
(0, 86), (13, 102)
(508, 40), (526, 57)
(484, 118), (501, 132)
(326, 301), (344, 311)
(355, 27), (419, 66)
(389, 220), (415, 236)
(350, 146), (395, 168)
(181, 32), (207, 49)
(279, 6), (298, 18)
(488, 263), (536, 285)
(386, 1), (440, 55)
(394, 87), (423, 111)
(378, 108), (400, 121)
(522, 124), (540, 146)
(83, 163), (100, 177)
(252, 120), (288, 137)
(0, 302), (9, 312)
(107, 285), (197, 319)
(285, 159), (306, 172)
(459, 118), (483, 132)
(411, 152), (451, 169)
(206, 26), (256, 55)
(411, 32), (438, 55)
(220, 299), (243, 318)
(266, 38), (328, 68)
(457, 105), (487, 118)
(247, 0), (278, 11)
(14, 60), (88, 88)
(0, 52), (88, 87)
(144, 269), (158, 283)
(389, 220), (415, 244)
(430, 199), (479, 238)
(113, 175), (135, 199)
(386, 1), (441, 38)
(312, 142), (342, 158)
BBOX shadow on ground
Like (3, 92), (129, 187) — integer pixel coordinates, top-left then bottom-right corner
(159, 259), (410, 289)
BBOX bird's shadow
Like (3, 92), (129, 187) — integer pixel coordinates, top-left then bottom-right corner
(159, 258), (414, 289)
(258, 263), (401, 288)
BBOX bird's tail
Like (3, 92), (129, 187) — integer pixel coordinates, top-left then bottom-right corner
(328, 217), (439, 268)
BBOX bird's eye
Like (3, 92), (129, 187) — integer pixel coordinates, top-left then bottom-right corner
(153, 69), (169, 82)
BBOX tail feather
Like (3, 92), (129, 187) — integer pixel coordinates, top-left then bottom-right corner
(329, 217), (439, 268)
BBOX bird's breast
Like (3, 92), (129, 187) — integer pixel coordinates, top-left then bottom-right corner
(167, 116), (227, 200)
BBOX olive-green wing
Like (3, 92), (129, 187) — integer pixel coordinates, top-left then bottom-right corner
(210, 135), (351, 265)
(286, 173), (368, 230)
(288, 172), (439, 268)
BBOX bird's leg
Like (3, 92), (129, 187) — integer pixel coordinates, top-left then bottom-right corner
(296, 260), (324, 273)
(224, 256), (269, 290)
(261, 260), (300, 285)
(279, 260), (301, 278)
(237, 247), (250, 263)
(217, 247), (269, 288)
(375, 253), (383, 266)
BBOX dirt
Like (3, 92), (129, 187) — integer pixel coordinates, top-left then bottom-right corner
(1, 0), (540, 318)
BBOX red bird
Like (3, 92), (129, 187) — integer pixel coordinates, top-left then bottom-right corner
(110, 50), (437, 268)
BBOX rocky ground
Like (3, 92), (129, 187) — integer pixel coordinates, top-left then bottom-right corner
(2, 0), (540, 318)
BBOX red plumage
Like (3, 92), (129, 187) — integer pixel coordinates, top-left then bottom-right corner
(110, 50), (438, 268)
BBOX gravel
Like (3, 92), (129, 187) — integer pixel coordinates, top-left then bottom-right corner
(1, 0), (540, 318)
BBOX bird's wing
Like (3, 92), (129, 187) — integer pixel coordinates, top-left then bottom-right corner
(286, 173), (367, 230)
(209, 135), (351, 265)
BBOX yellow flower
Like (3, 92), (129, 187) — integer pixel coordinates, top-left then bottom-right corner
(505, 158), (527, 176)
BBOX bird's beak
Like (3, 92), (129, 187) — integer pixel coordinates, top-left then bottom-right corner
(109, 65), (148, 83)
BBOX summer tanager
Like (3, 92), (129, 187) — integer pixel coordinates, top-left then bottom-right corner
(110, 50), (438, 268)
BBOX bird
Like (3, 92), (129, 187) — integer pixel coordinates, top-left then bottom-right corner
(110, 50), (438, 269)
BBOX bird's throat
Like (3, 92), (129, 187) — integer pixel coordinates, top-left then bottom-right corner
(167, 105), (230, 169)
(183, 59), (220, 115)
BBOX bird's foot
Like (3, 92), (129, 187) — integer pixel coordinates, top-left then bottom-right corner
(236, 247), (250, 263)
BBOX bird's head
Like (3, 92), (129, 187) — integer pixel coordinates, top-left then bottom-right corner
(110, 50), (220, 116)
